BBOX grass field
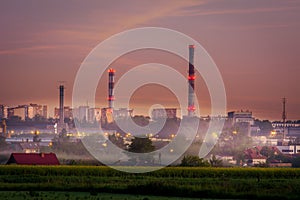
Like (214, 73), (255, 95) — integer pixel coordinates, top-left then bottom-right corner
(0, 166), (300, 199)
(0, 191), (197, 200)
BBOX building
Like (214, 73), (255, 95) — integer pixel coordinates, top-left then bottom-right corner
(276, 145), (300, 155)
(268, 162), (292, 167)
(87, 107), (102, 123)
(151, 108), (177, 120)
(244, 147), (267, 166)
(216, 155), (236, 165)
(6, 153), (60, 165)
(272, 121), (300, 128)
(94, 108), (101, 122)
(7, 104), (47, 120)
(101, 108), (113, 125)
(71, 106), (104, 123)
(287, 127), (300, 138)
(0, 105), (8, 119)
(43, 105), (47, 118)
(7, 108), (14, 119)
(100, 107), (133, 128)
(11, 105), (27, 120)
(113, 108), (133, 119)
(27, 104), (47, 119)
(19, 142), (40, 153)
(54, 106), (73, 120)
(72, 106), (89, 122)
(228, 110), (254, 125)
(0, 119), (7, 136)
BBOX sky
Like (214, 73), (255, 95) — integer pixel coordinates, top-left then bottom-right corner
(0, 0), (300, 121)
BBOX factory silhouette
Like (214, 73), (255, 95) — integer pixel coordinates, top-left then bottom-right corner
(55, 45), (198, 136)
(1, 45), (300, 167)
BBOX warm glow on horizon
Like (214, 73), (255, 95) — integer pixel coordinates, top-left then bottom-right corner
(0, 1), (300, 121)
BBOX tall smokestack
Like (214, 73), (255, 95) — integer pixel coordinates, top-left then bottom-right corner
(188, 45), (196, 116)
(108, 68), (115, 109)
(282, 97), (287, 141)
(59, 84), (64, 124)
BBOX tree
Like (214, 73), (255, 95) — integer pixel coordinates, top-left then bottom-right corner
(33, 131), (41, 142)
(209, 154), (223, 167)
(0, 136), (8, 149)
(127, 137), (155, 165)
(128, 137), (155, 153)
(289, 136), (300, 145)
(180, 155), (210, 167)
(254, 119), (273, 134)
(292, 156), (300, 168)
(109, 133), (126, 149)
(59, 128), (67, 138)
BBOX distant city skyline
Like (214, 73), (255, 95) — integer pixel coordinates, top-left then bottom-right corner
(1, 0), (300, 121)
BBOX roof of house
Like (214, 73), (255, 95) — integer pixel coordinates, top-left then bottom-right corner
(244, 148), (267, 160)
(6, 152), (60, 165)
(254, 146), (282, 155)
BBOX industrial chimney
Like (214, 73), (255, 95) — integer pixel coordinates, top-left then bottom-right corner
(59, 84), (64, 124)
(188, 45), (196, 116)
(108, 68), (115, 109)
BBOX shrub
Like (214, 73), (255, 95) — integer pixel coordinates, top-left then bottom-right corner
(180, 155), (210, 167)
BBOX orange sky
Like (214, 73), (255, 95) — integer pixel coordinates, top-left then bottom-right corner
(0, 0), (300, 120)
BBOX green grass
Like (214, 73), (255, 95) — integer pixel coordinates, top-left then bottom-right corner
(0, 166), (300, 199)
(0, 191), (197, 200)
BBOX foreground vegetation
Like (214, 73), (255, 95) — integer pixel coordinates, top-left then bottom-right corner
(0, 166), (300, 199)
(0, 191), (196, 200)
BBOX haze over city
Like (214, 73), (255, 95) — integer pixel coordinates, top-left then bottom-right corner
(2, 2), (300, 199)
(1, 0), (300, 120)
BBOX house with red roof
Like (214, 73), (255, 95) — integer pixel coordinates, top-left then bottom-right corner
(244, 147), (267, 166)
(6, 152), (60, 165)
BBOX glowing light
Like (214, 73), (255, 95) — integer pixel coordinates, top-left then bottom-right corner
(108, 68), (116, 73)
(107, 97), (115, 101)
(188, 75), (196, 80)
(189, 45), (195, 49)
(232, 130), (238, 134)
(212, 132), (218, 138)
(170, 149), (174, 153)
(271, 130), (276, 136)
(102, 143), (107, 147)
(187, 106), (196, 111)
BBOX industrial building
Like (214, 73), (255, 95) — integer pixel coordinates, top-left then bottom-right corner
(151, 108), (177, 120)
(54, 106), (73, 120)
(228, 110), (254, 125)
(6, 104), (47, 120)
(0, 104), (8, 119)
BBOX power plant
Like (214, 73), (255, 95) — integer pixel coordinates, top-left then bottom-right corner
(187, 45), (196, 116)
(108, 68), (115, 109)
(105, 45), (197, 119)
